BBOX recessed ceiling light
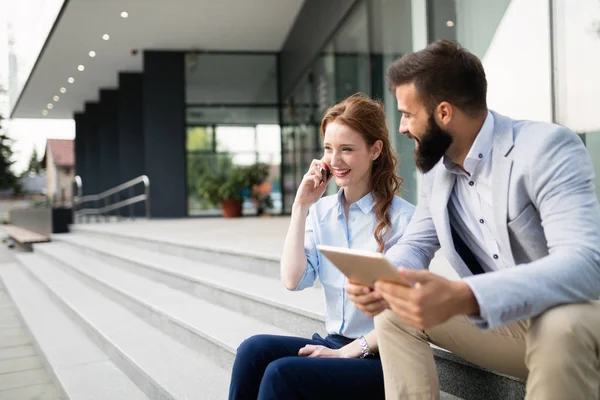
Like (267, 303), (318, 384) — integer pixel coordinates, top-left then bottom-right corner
(102, 34), (110, 41)
(446, 20), (455, 27)
(53, 95), (60, 102)
(60, 87), (67, 93)
(68, 77), (75, 84)
(47, 103), (54, 109)
(78, 65), (85, 71)
(121, 11), (129, 18)
(42, 110), (48, 116)
(89, 51), (96, 57)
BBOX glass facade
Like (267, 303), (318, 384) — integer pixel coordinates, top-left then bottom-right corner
(281, 0), (429, 212)
(183, 0), (600, 216)
(185, 53), (281, 216)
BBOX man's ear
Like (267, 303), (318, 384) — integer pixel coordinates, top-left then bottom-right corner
(436, 102), (453, 126)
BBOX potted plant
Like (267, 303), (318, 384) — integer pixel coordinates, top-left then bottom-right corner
(246, 162), (273, 216)
(197, 165), (248, 218)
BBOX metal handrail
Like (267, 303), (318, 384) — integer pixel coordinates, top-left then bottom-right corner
(73, 175), (82, 201)
(73, 175), (150, 221)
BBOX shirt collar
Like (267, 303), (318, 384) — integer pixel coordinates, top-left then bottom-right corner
(444, 111), (494, 175)
(335, 188), (375, 215)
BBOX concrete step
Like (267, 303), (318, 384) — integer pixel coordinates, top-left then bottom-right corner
(35, 242), (298, 371)
(16, 253), (230, 400)
(0, 262), (148, 400)
(60, 228), (526, 399)
(53, 233), (326, 338)
(52, 235), (525, 400)
(67, 226), (281, 278)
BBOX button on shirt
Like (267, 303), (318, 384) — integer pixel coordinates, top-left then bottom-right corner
(296, 189), (415, 338)
(444, 111), (507, 272)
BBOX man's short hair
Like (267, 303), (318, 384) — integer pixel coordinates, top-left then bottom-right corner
(387, 40), (487, 116)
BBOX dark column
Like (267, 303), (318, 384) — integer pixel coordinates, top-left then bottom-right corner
(143, 51), (186, 218)
(118, 72), (145, 216)
(84, 103), (101, 196)
(99, 89), (120, 192)
(118, 73), (144, 183)
(73, 112), (86, 198)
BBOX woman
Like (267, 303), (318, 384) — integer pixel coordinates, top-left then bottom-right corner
(228, 94), (415, 399)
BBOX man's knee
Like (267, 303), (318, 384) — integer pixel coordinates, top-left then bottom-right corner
(374, 309), (406, 330)
(375, 309), (423, 339)
(527, 302), (600, 357)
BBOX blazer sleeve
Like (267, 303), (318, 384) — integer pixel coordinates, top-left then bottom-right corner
(464, 127), (600, 330)
(385, 174), (441, 269)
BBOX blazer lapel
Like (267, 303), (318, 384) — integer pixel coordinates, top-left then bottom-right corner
(491, 111), (516, 267)
(431, 165), (472, 277)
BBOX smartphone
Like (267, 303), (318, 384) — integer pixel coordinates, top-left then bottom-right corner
(320, 166), (330, 182)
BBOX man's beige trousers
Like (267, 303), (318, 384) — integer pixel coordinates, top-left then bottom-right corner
(374, 301), (600, 400)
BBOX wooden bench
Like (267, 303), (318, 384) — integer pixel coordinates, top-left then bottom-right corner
(2, 224), (50, 251)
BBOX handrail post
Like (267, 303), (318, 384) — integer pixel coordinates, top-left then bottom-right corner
(129, 186), (134, 220)
(73, 175), (82, 223)
(104, 196), (109, 222)
(143, 175), (151, 219)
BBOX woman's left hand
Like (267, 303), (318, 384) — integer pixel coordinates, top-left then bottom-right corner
(298, 345), (347, 358)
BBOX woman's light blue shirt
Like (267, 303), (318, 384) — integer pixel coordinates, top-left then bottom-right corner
(295, 189), (415, 338)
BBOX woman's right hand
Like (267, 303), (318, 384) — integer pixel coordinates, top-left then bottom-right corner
(293, 159), (332, 208)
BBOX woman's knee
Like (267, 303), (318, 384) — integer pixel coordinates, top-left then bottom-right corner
(260, 357), (297, 393)
(236, 334), (275, 359)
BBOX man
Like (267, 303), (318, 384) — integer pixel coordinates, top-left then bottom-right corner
(347, 39), (600, 400)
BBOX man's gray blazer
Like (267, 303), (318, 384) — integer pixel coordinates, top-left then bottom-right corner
(386, 110), (600, 330)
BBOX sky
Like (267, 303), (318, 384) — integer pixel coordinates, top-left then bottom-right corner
(0, 0), (74, 174)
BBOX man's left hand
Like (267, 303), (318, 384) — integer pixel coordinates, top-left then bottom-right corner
(374, 268), (480, 330)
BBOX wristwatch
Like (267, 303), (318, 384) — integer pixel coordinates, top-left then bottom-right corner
(358, 335), (375, 359)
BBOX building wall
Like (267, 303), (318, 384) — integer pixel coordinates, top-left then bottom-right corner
(45, 147), (58, 203)
(57, 167), (74, 206)
(45, 146), (74, 206)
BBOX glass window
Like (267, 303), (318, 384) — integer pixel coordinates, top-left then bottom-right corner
(184, 52), (282, 215)
(216, 126), (256, 154)
(186, 126), (214, 151)
(370, 0), (426, 205)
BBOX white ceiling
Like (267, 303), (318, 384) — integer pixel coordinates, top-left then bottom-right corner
(11, 0), (305, 119)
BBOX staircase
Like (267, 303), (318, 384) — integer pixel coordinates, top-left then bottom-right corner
(0, 223), (525, 399)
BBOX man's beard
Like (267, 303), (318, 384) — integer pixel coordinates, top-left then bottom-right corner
(413, 114), (453, 173)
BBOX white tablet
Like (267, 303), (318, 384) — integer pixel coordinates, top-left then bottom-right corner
(317, 244), (411, 288)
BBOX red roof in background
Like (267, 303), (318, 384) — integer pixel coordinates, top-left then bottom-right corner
(46, 139), (74, 167)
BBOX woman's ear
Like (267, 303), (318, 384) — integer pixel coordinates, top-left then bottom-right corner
(372, 140), (383, 160)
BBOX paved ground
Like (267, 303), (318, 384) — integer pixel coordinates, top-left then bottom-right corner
(0, 242), (61, 400)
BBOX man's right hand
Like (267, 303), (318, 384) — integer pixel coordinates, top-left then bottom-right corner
(346, 281), (389, 317)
